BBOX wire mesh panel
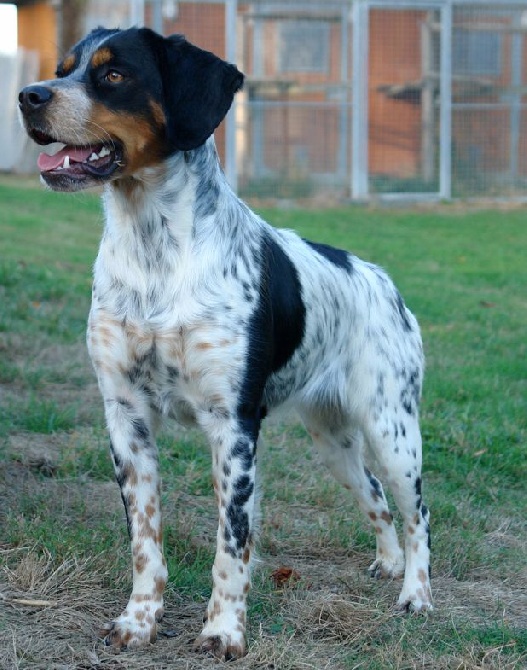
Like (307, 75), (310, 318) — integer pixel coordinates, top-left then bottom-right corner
(237, 1), (353, 199)
(368, 7), (442, 196)
(451, 5), (527, 196)
(363, 0), (527, 199)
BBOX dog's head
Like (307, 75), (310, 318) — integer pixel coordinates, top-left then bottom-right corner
(18, 27), (244, 192)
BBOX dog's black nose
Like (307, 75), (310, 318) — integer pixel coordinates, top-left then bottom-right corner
(19, 85), (53, 111)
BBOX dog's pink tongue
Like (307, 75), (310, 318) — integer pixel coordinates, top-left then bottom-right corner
(37, 146), (94, 171)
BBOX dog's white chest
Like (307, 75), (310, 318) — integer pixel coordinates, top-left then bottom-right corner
(88, 300), (245, 426)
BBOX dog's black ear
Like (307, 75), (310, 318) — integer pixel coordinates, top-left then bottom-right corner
(161, 34), (244, 151)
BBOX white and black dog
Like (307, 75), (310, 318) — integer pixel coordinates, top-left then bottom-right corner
(19, 27), (432, 660)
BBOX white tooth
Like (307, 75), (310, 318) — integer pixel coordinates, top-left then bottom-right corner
(63, 155), (70, 169)
(99, 146), (111, 158)
(89, 152), (98, 161)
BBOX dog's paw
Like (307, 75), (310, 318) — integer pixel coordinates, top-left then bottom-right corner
(100, 613), (157, 650)
(369, 552), (405, 580)
(395, 585), (433, 614)
(194, 632), (246, 660)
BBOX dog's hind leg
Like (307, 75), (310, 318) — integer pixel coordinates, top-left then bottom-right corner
(300, 416), (405, 579)
(363, 409), (433, 613)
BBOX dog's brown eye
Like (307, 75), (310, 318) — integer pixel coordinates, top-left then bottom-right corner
(105, 70), (124, 84)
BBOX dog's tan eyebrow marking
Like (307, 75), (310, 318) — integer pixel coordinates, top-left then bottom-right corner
(149, 100), (166, 127)
(91, 47), (113, 68)
(61, 53), (76, 74)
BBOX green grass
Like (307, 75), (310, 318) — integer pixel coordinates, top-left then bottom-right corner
(0, 175), (526, 669)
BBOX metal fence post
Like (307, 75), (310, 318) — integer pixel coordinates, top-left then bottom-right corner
(225, 0), (238, 193)
(439, 0), (452, 199)
(352, 0), (369, 200)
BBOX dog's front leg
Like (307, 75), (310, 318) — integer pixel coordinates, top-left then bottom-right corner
(100, 395), (167, 650)
(195, 412), (258, 660)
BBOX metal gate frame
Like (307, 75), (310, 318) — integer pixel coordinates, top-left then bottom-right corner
(351, 0), (452, 200)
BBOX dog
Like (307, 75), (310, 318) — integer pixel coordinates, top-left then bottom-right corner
(18, 27), (432, 660)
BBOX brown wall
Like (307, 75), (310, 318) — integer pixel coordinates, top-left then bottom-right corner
(369, 9), (424, 178)
(18, 3), (58, 81)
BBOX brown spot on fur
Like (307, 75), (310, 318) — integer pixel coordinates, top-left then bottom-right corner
(375, 526), (382, 534)
(154, 576), (166, 596)
(418, 568), (428, 584)
(132, 594), (153, 603)
(196, 342), (213, 351)
(408, 525), (416, 535)
(121, 462), (138, 487)
(218, 570), (228, 581)
(138, 513), (157, 540)
(242, 548), (250, 564)
(134, 553), (148, 574)
(218, 338), (235, 347)
(369, 512), (377, 521)
(413, 542), (419, 553)
(145, 504), (156, 519)
(135, 610), (145, 622)
(243, 582), (250, 594)
(381, 511), (393, 524)
(91, 47), (113, 68)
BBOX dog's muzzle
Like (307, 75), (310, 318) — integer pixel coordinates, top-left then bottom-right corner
(19, 84), (123, 190)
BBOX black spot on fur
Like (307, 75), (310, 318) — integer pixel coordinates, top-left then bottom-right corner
(226, 502), (249, 551)
(120, 491), (133, 539)
(303, 239), (353, 273)
(394, 291), (413, 332)
(230, 439), (254, 473)
(116, 396), (133, 410)
(231, 474), (254, 509)
(110, 440), (122, 469)
(365, 467), (383, 501)
(132, 417), (149, 441)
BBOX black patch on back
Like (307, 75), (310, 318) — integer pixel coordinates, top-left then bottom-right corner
(266, 236), (306, 372)
(237, 232), (306, 418)
(304, 239), (353, 273)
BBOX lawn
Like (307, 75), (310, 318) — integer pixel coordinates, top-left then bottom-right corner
(0, 174), (526, 669)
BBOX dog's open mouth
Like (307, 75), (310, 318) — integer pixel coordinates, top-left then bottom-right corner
(32, 131), (122, 182)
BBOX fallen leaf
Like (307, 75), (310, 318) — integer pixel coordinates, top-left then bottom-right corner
(270, 566), (301, 588)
